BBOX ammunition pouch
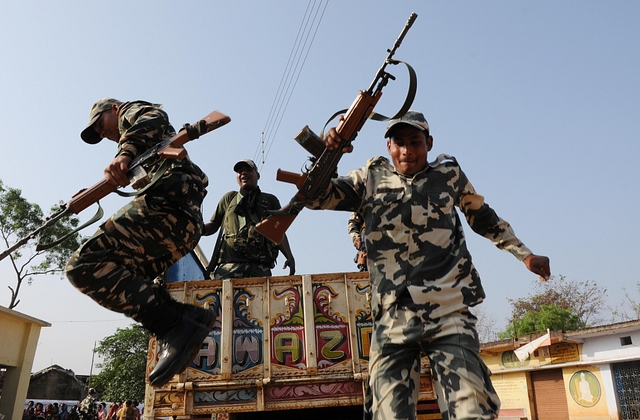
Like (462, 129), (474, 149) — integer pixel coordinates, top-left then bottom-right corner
(231, 224), (278, 267)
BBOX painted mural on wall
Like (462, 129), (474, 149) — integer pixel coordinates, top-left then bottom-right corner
(501, 350), (531, 368)
(569, 370), (601, 408)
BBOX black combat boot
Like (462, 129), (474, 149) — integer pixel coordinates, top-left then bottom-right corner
(147, 304), (216, 387)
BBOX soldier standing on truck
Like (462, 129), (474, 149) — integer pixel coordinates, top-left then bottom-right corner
(204, 159), (296, 279)
(307, 110), (551, 420)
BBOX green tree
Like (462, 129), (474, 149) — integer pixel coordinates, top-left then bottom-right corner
(498, 304), (584, 339)
(91, 324), (151, 402)
(507, 274), (607, 327)
(0, 180), (84, 309)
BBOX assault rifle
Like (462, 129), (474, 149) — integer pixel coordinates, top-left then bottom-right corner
(0, 110), (231, 262)
(204, 226), (225, 278)
(255, 13), (418, 244)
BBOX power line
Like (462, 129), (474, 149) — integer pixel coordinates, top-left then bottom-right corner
(254, 0), (328, 170)
(255, 1), (315, 164)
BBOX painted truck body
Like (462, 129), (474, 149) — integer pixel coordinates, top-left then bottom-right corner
(143, 251), (440, 419)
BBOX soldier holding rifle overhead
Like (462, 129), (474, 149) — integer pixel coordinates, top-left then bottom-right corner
(308, 110), (551, 420)
(66, 98), (216, 388)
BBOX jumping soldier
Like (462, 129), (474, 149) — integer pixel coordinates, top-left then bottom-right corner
(66, 98), (215, 388)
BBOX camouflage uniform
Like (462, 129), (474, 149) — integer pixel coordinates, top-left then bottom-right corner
(347, 211), (365, 244)
(309, 153), (534, 419)
(208, 189), (280, 279)
(347, 212), (367, 272)
(78, 394), (97, 420)
(66, 101), (208, 336)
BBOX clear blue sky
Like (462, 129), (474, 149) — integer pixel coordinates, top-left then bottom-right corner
(1, 1), (638, 375)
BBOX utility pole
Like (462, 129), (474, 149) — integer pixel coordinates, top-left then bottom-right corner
(88, 341), (96, 388)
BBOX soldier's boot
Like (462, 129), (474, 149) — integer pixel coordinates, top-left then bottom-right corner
(144, 303), (216, 387)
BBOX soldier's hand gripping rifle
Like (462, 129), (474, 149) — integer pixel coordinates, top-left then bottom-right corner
(0, 110), (231, 262)
(255, 13), (418, 244)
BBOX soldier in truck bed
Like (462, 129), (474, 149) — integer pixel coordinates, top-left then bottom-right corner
(204, 159), (295, 279)
(306, 110), (551, 420)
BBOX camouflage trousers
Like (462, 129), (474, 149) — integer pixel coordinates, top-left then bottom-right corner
(65, 193), (204, 334)
(213, 262), (272, 279)
(365, 304), (500, 420)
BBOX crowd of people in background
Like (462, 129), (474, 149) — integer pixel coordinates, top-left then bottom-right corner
(23, 399), (142, 420)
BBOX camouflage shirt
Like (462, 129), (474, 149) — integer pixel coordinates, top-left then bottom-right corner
(78, 396), (97, 420)
(114, 101), (208, 218)
(347, 211), (365, 245)
(309, 154), (532, 321)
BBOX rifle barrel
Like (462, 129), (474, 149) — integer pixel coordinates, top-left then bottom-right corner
(366, 12), (418, 93)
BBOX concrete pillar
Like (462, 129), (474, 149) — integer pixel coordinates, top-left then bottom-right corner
(0, 306), (50, 420)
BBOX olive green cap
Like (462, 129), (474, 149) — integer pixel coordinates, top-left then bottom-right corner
(81, 98), (122, 144)
(384, 110), (430, 138)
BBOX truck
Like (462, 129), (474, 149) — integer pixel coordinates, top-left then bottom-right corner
(142, 249), (441, 419)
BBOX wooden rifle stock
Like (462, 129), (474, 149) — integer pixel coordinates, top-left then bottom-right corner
(255, 13), (417, 244)
(276, 170), (307, 189)
(254, 202), (299, 245)
(335, 90), (381, 143)
(256, 171), (307, 244)
(158, 146), (187, 160)
(67, 179), (117, 214)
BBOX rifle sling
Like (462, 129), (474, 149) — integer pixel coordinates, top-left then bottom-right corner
(205, 226), (224, 277)
(35, 202), (105, 252)
(114, 159), (173, 198)
(319, 60), (417, 138)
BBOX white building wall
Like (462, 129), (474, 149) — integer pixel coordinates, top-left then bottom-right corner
(579, 331), (640, 362)
(597, 364), (621, 420)
(573, 328), (640, 420)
